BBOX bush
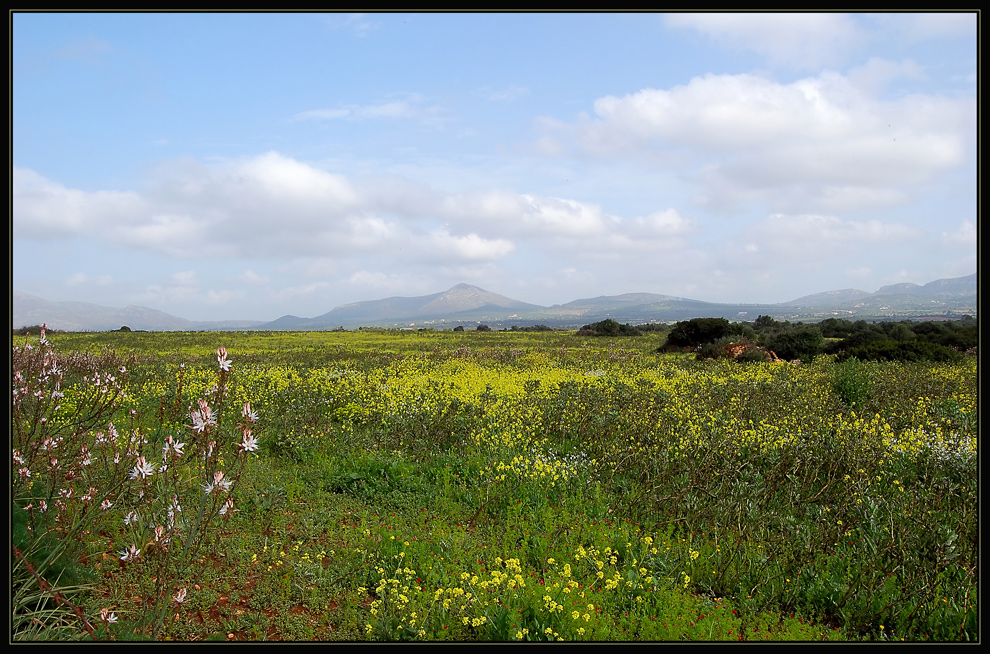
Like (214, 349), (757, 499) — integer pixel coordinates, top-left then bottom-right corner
(663, 318), (731, 349)
(838, 339), (963, 363)
(759, 325), (824, 362)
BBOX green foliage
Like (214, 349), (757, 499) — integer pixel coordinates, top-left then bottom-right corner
(11, 329), (976, 641)
(760, 324), (824, 362)
(831, 358), (870, 408)
(577, 318), (642, 337)
(664, 318), (732, 349)
(838, 339), (963, 363)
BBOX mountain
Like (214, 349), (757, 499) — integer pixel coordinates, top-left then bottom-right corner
(12, 292), (264, 332)
(780, 289), (872, 308)
(264, 283), (543, 329)
(13, 273), (977, 332)
(778, 274), (977, 317)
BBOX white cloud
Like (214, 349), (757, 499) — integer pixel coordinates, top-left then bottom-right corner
(427, 230), (515, 261)
(275, 281), (331, 300)
(846, 57), (925, 94)
(291, 95), (443, 123)
(559, 71), (973, 212)
(325, 13), (379, 37)
(941, 220), (976, 247)
(240, 270), (269, 284)
(13, 167), (146, 237)
(664, 13), (865, 70)
(65, 272), (113, 286)
(171, 270), (198, 286)
(12, 153), (719, 273)
(756, 213), (921, 243)
(875, 12), (977, 43)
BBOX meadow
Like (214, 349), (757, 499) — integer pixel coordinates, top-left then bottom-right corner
(11, 328), (977, 641)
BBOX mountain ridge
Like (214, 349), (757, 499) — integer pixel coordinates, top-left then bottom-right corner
(12, 273), (976, 332)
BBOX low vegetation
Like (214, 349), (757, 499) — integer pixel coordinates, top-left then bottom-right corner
(11, 324), (977, 641)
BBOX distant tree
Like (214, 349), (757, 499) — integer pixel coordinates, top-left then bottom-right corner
(577, 319), (641, 337)
(760, 324), (824, 361)
(453, 325), (465, 332)
(839, 339), (962, 363)
(118, 325), (132, 332)
(476, 324), (491, 332)
(753, 315), (780, 332)
(664, 318), (731, 348)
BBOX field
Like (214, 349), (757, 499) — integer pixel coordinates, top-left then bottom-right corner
(11, 329), (978, 641)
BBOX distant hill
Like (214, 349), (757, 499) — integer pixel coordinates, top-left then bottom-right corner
(266, 283), (543, 330)
(13, 273), (976, 332)
(12, 292), (264, 332)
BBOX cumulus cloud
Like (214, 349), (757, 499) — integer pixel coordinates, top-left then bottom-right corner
(664, 13), (865, 70)
(14, 153), (699, 272)
(13, 167), (146, 237)
(426, 230), (515, 262)
(559, 71), (973, 212)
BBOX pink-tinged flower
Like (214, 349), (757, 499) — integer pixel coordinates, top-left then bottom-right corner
(124, 511), (139, 525)
(118, 544), (141, 561)
(174, 588), (188, 604)
(242, 402), (258, 422)
(219, 497), (235, 516)
(217, 347), (232, 371)
(18, 467), (31, 479)
(190, 400), (217, 434)
(239, 429), (259, 453)
(163, 436), (186, 459)
(153, 525), (170, 546)
(203, 470), (232, 495)
(129, 456), (156, 480)
(101, 499), (114, 511)
(99, 608), (118, 624)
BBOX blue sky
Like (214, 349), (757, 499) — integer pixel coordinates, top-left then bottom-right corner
(13, 12), (977, 322)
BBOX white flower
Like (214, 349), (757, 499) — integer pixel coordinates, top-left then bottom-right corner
(129, 456), (156, 480)
(190, 400), (216, 434)
(242, 402), (258, 422)
(203, 470), (232, 495)
(99, 608), (118, 624)
(163, 436), (185, 459)
(217, 347), (232, 371)
(239, 429), (259, 453)
(124, 511), (139, 525)
(174, 588), (188, 604)
(119, 544), (141, 561)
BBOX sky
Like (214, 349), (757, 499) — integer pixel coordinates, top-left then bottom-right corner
(12, 12), (978, 322)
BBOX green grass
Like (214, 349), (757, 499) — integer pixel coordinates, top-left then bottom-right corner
(11, 330), (977, 641)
